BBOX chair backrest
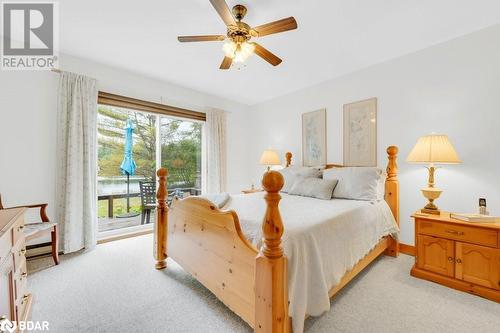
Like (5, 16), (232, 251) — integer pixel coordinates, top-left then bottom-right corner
(139, 182), (156, 207)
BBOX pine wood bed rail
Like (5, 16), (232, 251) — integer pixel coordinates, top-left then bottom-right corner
(154, 146), (399, 333)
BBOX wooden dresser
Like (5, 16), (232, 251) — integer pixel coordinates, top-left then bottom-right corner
(0, 208), (32, 327)
(411, 211), (500, 302)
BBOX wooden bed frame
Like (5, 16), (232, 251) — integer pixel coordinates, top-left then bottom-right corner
(154, 146), (400, 332)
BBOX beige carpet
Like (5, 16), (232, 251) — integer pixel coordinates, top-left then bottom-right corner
(28, 235), (500, 333)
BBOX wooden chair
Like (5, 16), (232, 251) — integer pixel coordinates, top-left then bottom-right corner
(0, 194), (59, 265)
(139, 182), (156, 224)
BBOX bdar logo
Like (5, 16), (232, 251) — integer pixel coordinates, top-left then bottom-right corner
(0, 318), (16, 333)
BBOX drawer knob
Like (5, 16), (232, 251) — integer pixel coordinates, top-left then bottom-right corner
(19, 248), (26, 256)
(445, 229), (464, 236)
(21, 272), (27, 278)
(456, 258), (462, 264)
(447, 256), (454, 262)
(17, 225), (25, 231)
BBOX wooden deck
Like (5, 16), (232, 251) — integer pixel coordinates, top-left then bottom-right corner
(98, 214), (155, 232)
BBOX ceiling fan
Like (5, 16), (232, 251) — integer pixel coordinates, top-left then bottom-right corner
(177, 0), (298, 70)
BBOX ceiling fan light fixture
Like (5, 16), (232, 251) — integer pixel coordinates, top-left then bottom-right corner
(240, 41), (255, 58)
(222, 40), (255, 64)
(222, 39), (237, 58)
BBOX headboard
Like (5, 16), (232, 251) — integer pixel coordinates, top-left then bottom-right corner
(284, 146), (400, 227)
(285, 153), (342, 169)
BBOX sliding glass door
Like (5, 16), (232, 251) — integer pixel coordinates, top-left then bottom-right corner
(160, 116), (203, 198)
(96, 104), (203, 235)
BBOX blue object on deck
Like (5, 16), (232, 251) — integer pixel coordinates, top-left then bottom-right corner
(120, 119), (136, 176)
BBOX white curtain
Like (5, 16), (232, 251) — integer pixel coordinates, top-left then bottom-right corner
(55, 71), (98, 253)
(205, 109), (227, 194)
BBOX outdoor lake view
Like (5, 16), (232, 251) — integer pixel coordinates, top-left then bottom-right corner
(97, 104), (202, 232)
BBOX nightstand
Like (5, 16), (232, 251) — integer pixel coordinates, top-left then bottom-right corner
(241, 188), (263, 194)
(411, 211), (500, 302)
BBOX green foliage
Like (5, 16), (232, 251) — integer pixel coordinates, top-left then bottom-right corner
(97, 105), (202, 189)
(160, 119), (202, 188)
(98, 105), (157, 181)
(97, 197), (142, 218)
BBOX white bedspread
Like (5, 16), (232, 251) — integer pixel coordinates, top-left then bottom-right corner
(223, 192), (399, 333)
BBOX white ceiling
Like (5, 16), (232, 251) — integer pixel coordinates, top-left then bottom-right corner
(60, 0), (500, 105)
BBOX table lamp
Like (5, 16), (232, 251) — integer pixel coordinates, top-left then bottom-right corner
(407, 134), (461, 214)
(260, 149), (281, 171)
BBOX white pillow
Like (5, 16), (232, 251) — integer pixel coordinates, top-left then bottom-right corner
(322, 167), (385, 201)
(289, 178), (338, 200)
(279, 166), (323, 193)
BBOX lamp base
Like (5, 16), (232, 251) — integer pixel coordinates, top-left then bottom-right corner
(421, 208), (441, 215)
(420, 187), (442, 215)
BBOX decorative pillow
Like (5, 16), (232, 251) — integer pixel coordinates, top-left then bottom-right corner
(278, 166), (323, 193)
(289, 178), (338, 200)
(322, 167), (385, 201)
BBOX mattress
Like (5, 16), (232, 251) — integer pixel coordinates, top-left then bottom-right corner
(223, 192), (399, 333)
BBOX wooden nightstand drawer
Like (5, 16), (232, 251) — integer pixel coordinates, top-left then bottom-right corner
(417, 220), (498, 248)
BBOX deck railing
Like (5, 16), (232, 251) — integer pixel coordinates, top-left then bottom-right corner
(98, 187), (201, 218)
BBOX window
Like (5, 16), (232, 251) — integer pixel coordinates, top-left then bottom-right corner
(96, 92), (205, 235)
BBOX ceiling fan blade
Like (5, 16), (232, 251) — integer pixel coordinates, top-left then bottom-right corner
(220, 56), (233, 70)
(209, 0), (236, 27)
(252, 17), (297, 37)
(178, 35), (226, 42)
(253, 43), (282, 66)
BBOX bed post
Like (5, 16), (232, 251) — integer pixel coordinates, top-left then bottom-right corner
(255, 171), (288, 333)
(285, 152), (292, 167)
(385, 146), (400, 257)
(154, 168), (168, 270)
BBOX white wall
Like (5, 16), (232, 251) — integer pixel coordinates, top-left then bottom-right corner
(247, 25), (500, 245)
(0, 54), (250, 223)
(2, 25), (500, 245)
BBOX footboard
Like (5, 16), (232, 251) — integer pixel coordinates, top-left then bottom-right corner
(154, 169), (288, 332)
(169, 196), (258, 327)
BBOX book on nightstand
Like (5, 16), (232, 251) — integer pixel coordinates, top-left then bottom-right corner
(450, 213), (499, 223)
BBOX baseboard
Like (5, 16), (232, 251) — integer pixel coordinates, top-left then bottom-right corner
(399, 243), (415, 256)
(97, 228), (152, 244)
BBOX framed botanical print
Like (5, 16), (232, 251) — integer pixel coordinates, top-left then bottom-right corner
(343, 98), (377, 166)
(302, 109), (326, 166)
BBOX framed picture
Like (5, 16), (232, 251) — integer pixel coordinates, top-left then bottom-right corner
(302, 109), (326, 166)
(343, 98), (377, 166)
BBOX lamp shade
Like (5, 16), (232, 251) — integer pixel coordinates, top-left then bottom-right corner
(259, 149), (281, 166)
(407, 134), (461, 164)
